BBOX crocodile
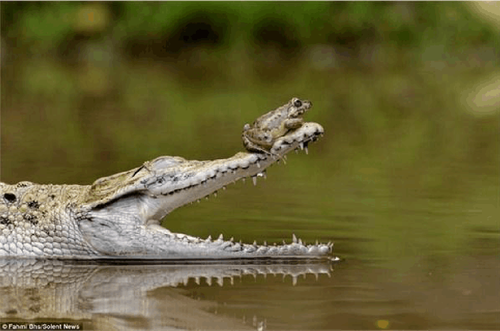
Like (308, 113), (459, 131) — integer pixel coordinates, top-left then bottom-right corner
(0, 98), (331, 260)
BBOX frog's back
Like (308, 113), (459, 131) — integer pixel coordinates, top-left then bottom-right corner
(253, 104), (289, 130)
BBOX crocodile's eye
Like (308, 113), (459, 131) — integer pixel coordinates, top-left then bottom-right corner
(293, 99), (302, 108)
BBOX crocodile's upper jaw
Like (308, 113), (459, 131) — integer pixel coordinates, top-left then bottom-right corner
(80, 122), (331, 259)
(87, 122), (324, 223)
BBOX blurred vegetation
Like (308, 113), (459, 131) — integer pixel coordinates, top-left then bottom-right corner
(2, 2), (499, 62)
(1, 2), (499, 259)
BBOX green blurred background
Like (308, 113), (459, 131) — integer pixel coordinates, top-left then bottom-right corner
(1, 2), (499, 257)
(1, 2), (500, 329)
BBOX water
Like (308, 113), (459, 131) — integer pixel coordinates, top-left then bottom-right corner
(1, 59), (499, 330)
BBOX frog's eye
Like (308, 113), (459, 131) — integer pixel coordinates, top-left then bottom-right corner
(293, 99), (302, 108)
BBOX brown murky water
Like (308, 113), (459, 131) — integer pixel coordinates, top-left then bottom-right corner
(1, 59), (499, 330)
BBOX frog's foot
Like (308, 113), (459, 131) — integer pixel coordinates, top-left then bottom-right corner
(242, 132), (290, 164)
(266, 150), (288, 164)
(241, 125), (273, 153)
(244, 142), (287, 164)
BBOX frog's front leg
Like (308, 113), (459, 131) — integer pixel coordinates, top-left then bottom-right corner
(284, 118), (304, 129)
(242, 125), (274, 154)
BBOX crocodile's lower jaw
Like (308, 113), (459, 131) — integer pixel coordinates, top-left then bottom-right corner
(1, 122), (332, 259)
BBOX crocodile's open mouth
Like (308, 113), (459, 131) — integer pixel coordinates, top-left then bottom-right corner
(79, 122), (332, 260)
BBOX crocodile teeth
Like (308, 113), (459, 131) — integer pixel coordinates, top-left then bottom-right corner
(292, 233), (298, 243)
(252, 175), (257, 186)
(213, 191), (218, 197)
(304, 146), (309, 155)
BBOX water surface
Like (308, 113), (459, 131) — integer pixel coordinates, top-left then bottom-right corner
(1, 59), (499, 330)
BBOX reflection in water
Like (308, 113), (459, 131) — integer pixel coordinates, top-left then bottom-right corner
(0, 259), (334, 330)
(1, 255), (498, 330)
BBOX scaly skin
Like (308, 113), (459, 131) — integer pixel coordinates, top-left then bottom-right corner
(0, 103), (330, 259)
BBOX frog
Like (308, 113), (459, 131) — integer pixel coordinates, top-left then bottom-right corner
(242, 97), (312, 155)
